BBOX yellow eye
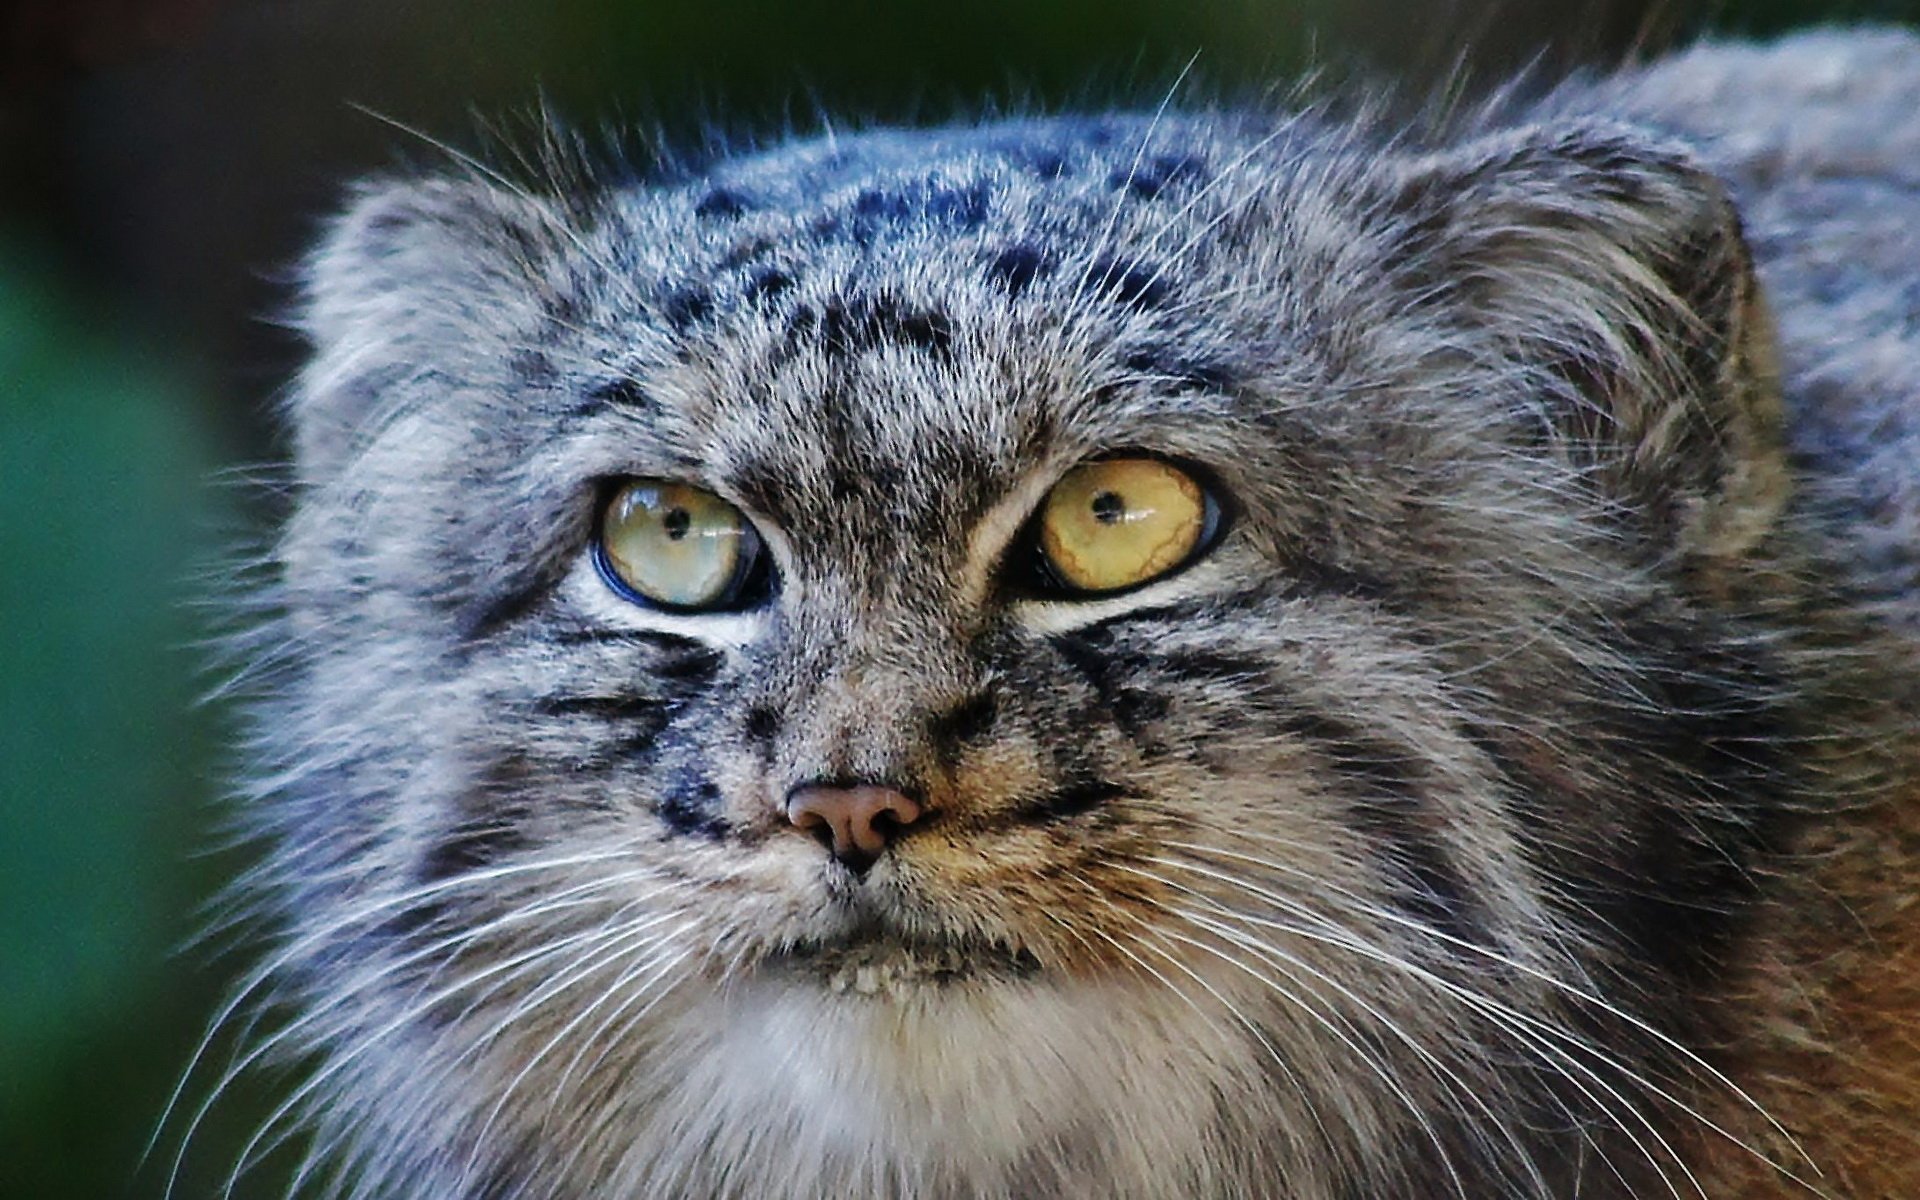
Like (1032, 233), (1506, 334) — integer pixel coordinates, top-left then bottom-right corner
(596, 480), (762, 610)
(1035, 458), (1216, 594)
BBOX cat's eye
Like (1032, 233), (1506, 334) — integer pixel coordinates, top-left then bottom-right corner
(1031, 457), (1222, 595)
(594, 479), (766, 611)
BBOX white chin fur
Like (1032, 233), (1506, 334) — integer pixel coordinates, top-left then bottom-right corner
(642, 973), (1242, 1190)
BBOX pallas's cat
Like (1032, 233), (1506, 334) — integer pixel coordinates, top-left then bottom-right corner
(215, 27), (1920, 1200)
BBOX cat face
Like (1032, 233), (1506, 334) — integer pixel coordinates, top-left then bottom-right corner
(261, 112), (1800, 1196)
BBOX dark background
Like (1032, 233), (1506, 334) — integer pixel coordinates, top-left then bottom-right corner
(2, 1), (1914, 1195)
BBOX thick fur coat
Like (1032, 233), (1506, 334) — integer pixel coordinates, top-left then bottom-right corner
(212, 27), (1920, 1199)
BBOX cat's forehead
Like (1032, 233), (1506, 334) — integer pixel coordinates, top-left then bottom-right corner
(558, 114), (1322, 530)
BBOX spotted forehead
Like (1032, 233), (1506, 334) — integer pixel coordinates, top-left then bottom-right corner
(575, 115), (1296, 545)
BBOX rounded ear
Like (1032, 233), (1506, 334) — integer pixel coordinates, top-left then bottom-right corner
(290, 177), (562, 482)
(1387, 120), (1788, 572)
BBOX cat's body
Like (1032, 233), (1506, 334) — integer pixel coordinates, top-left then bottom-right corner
(236, 27), (1920, 1199)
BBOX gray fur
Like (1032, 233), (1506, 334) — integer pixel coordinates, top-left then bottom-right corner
(216, 28), (1920, 1200)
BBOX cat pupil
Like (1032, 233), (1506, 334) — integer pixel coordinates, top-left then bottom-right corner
(1090, 491), (1125, 524)
(663, 507), (692, 540)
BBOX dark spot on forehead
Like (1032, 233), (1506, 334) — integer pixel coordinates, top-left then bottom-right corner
(508, 348), (556, 389)
(986, 244), (1053, 298)
(720, 235), (777, 269)
(927, 181), (991, 229)
(1084, 257), (1174, 312)
(591, 376), (655, 411)
(867, 462), (907, 494)
(695, 186), (755, 219)
(891, 309), (954, 355)
(854, 187), (912, 221)
(996, 143), (1070, 179)
(1108, 153), (1209, 199)
(789, 292), (955, 359)
(838, 177), (993, 239)
(743, 268), (794, 304)
(660, 286), (715, 332)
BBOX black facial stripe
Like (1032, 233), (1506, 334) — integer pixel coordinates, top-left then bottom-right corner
(1119, 345), (1237, 394)
(551, 628), (708, 650)
(417, 817), (527, 887)
(1274, 709), (1478, 946)
(1278, 558), (1396, 603)
(926, 691), (998, 763)
(1049, 634), (1129, 719)
(535, 694), (674, 721)
(460, 576), (562, 645)
(1048, 622), (1240, 753)
(1471, 619), (1801, 990)
(552, 629), (725, 688)
(1349, 798), (1475, 945)
(647, 648), (725, 687)
(1017, 778), (1127, 825)
(1151, 649), (1274, 687)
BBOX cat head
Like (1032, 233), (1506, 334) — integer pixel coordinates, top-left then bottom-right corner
(260, 110), (1801, 1196)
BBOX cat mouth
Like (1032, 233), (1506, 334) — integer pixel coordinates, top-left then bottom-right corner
(767, 928), (1042, 995)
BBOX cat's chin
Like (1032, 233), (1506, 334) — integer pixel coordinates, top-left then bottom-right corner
(648, 955), (1260, 1195)
(763, 930), (1043, 998)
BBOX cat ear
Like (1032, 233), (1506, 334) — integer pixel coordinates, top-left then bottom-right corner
(291, 177), (561, 481)
(1386, 120), (1787, 570)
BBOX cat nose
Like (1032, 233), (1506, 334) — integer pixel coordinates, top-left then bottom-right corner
(784, 783), (924, 874)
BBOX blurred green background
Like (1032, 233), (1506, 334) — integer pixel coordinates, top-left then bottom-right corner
(2, 0), (1915, 1195)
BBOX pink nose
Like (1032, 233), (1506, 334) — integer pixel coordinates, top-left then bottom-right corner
(785, 784), (923, 872)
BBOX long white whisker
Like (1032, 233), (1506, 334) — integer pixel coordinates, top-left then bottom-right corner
(451, 920), (694, 1195)
(1070, 53), (1203, 310)
(156, 850), (661, 1190)
(1149, 843), (1824, 1194)
(207, 878), (678, 1198)
(1167, 902), (1554, 1199)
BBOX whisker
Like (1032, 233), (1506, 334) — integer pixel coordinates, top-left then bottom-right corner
(1069, 53), (1204, 312)
(1149, 842), (1826, 1194)
(153, 845), (660, 1182)
(449, 915), (694, 1187)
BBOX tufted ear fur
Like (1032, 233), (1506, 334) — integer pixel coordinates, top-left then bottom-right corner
(292, 178), (564, 482)
(1386, 120), (1788, 573)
